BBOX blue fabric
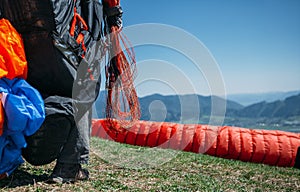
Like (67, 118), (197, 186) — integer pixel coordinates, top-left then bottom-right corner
(0, 78), (45, 176)
(0, 133), (24, 176)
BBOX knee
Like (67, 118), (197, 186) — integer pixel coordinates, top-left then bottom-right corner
(22, 114), (73, 166)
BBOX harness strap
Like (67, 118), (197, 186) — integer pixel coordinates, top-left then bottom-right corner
(69, 0), (95, 80)
(70, 1), (88, 57)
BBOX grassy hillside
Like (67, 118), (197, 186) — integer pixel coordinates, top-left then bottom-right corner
(0, 138), (299, 191)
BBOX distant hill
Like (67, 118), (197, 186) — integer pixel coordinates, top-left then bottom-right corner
(93, 92), (243, 121)
(93, 92), (300, 119)
(237, 94), (300, 118)
(139, 94), (244, 122)
(227, 90), (300, 106)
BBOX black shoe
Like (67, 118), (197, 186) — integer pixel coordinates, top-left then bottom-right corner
(47, 162), (89, 184)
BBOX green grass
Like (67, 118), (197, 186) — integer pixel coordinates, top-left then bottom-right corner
(1, 137), (299, 191)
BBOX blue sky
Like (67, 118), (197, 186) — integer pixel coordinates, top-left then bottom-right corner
(120, 0), (300, 96)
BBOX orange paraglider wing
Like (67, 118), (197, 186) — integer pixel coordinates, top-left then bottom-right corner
(0, 18), (27, 79)
(0, 18), (28, 136)
(92, 119), (300, 168)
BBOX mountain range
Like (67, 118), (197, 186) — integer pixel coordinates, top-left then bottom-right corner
(93, 91), (300, 132)
(236, 94), (300, 118)
(227, 90), (300, 106)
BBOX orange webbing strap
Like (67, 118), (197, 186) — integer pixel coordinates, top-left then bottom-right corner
(69, 0), (94, 80)
(69, 1), (88, 57)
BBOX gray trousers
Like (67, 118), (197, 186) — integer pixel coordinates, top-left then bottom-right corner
(57, 109), (91, 164)
(22, 96), (92, 165)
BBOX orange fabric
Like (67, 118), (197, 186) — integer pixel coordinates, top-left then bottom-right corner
(0, 19), (28, 136)
(239, 128), (253, 162)
(70, 8), (88, 37)
(92, 119), (300, 167)
(103, 0), (119, 7)
(69, 2), (88, 58)
(135, 122), (149, 146)
(0, 18), (27, 79)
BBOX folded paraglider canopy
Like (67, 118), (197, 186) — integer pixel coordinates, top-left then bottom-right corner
(0, 78), (45, 177)
(0, 18), (29, 136)
(0, 18), (27, 80)
(92, 119), (300, 168)
(0, 16), (45, 178)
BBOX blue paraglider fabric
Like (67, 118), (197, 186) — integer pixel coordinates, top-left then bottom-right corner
(0, 78), (45, 176)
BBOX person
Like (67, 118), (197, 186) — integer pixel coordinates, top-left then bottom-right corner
(0, 0), (114, 183)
